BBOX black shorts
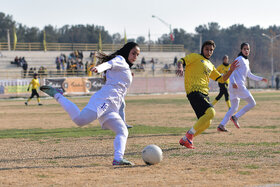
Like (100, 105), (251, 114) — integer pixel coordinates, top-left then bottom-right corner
(187, 91), (213, 119)
(30, 89), (39, 98)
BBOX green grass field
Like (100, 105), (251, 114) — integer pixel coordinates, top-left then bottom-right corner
(0, 91), (279, 186)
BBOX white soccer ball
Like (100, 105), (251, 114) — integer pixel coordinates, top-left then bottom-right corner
(142, 144), (163, 165)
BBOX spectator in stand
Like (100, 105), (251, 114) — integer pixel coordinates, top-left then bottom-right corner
(78, 50), (84, 60)
(56, 56), (61, 74)
(85, 61), (89, 75)
(28, 68), (34, 78)
(22, 60), (28, 78)
(276, 75), (279, 90)
(88, 62), (95, 76)
(74, 50), (79, 59)
(15, 56), (19, 66)
(90, 51), (95, 60)
(141, 57), (146, 65)
(151, 58), (155, 76)
(173, 56), (178, 66)
(60, 54), (65, 71)
(38, 66), (47, 77)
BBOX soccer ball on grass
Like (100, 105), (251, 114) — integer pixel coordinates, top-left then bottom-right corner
(142, 144), (163, 165)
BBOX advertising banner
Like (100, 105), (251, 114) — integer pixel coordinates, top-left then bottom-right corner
(44, 77), (105, 94)
(0, 79), (31, 97)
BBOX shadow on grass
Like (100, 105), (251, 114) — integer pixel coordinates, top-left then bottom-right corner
(0, 147), (179, 171)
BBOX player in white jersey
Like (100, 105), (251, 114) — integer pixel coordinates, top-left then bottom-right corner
(217, 43), (267, 132)
(40, 42), (140, 165)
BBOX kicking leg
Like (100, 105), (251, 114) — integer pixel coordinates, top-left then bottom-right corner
(55, 94), (97, 126)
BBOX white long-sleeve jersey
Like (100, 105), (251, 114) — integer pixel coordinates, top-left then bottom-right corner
(230, 56), (263, 86)
(85, 55), (132, 118)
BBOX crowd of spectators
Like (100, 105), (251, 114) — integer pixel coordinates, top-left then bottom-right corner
(11, 56), (27, 67)
(11, 56), (47, 78)
(10, 53), (179, 78)
(54, 50), (98, 77)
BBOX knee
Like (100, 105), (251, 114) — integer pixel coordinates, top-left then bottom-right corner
(73, 117), (88, 127)
(123, 128), (129, 138)
(119, 125), (129, 138)
(206, 107), (216, 119)
(250, 100), (256, 108)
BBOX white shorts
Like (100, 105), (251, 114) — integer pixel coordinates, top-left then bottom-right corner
(229, 84), (252, 100)
(84, 85), (123, 118)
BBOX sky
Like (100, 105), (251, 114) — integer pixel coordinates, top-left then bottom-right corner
(1, 0), (280, 41)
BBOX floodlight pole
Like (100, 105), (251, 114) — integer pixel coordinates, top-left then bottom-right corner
(152, 15), (173, 41)
(262, 33), (280, 88)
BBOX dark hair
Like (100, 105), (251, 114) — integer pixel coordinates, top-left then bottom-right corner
(223, 55), (229, 60)
(240, 42), (249, 50)
(97, 42), (139, 67)
(33, 73), (38, 78)
(238, 42), (250, 59)
(200, 40), (216, 58)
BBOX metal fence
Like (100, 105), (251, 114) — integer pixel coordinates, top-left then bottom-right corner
(0, 42), (184, 52)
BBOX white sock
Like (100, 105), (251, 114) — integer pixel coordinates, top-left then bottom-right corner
(188, 128), (196, 135)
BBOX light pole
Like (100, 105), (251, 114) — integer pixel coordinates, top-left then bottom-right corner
(152, 15), (174, 42)
(262, 33), (280, 88)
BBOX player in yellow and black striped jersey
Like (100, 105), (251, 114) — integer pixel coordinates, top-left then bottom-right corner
(212, 55), (231, 109)
(25, 73), (42, 106)
(176, 40), (239, 149)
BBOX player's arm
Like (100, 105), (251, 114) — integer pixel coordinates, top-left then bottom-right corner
(210, 68), (223, 83)
(247, 70), (267, 82)
(176, 54), (192, 77)
(91, 61), (113, 73)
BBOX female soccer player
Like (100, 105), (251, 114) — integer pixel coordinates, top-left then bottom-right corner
(25, 73), (42, 106)
(40, 42), (140, 165)
(212, 55), (231, 109)
(217, 43), (267, 132)
(176, 40), (239, 149)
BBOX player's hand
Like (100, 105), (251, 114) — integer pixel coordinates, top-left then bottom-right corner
(176, 68), (184, 77)
(262, 78), (268, 83)
(90, 67), (98, 73)
(232, 83), (238, 89)
(176, 62), (184, 77)
(230, 60), (239, 71)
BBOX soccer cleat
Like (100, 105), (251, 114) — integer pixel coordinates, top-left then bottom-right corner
(38, 103), (43, 106)
(40, 86), (62, 97)
(25, 102), (28, 106)
(217, 124), (229, 132)
(230, 115), (240, 128)
(126, 124), (133, 129)
(112, 158), (134, 166)
(179, 132), (195, 149)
